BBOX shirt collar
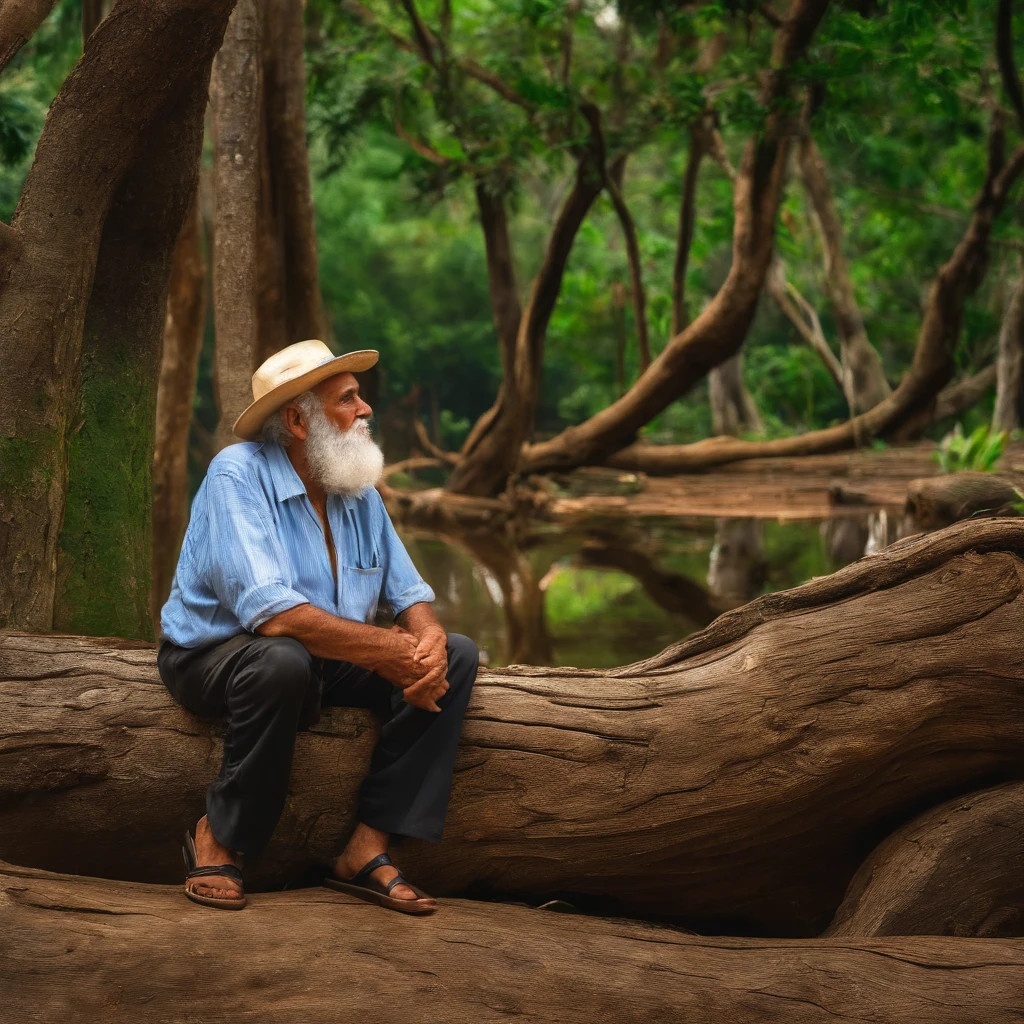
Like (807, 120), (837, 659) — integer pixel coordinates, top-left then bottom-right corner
(263, 441), (307, 502)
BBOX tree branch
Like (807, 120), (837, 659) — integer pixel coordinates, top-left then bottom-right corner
(397, 0), (437, 67)
(671, 118), (712, 335)
(935, 363), (998, 421)
(516, 0), (831, 477)
(582, 105), (650, 371)
(393, 113), (449, 165)
(997, 0), (1024, 130)
(412, 418), (461, 465)
(603, 132), (1024, 475)
(765, 258), (847, 398)
(0, 0), (57, 75)
(342, 0), (536, 114)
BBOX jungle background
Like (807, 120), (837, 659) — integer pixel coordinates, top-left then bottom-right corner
(1, 0), (1022, 668)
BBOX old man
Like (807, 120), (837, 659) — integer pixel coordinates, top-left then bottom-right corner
(158, 340), (478, 913)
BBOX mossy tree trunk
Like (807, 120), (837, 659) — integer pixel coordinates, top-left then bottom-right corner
(0, 0), (237, 633)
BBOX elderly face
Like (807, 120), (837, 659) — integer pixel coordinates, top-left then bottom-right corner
(312, 372), (373, 432)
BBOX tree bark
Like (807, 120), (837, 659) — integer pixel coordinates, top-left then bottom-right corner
(602, 131), (1024, 477)
(0, 0), (56, 73)
(826, 781), (1024, 938)
(262, 0), (326, 347)
(5, 518), (1024, 934)
(798, 131), (890, 414)
(54, 69), (213, 642)
(993, 274), (1024, 432)
(0, 0), (237, 632)
(212, 0), (262, 450)
(3, 862), (1024, 1023)
(708, 353), (763, 437)
(515, 0), (830, 479)
(151, 191), (208, 626)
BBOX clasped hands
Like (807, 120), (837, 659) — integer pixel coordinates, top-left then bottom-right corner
(377, 624), (449, 712)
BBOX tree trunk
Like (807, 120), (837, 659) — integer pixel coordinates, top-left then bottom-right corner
(671, 119), (711, 335)
(0, 0), (57, 74)
(798, 132), (890, 414)
(151, 191), (208, 626)
(2, 862), (1023, 1023)
(707, 518), (765, 606)
(708, 354), (763, 437)
(602, 132), (1024, 477)
(515, 0), (830, 479)
(904, 472), (1020, 531)
(54, 71), (212, 641)
(826, 781), (1024, 938)
(993, 273), (1024, 432)
(262, 0), (327, 346)
(5, 518), (1024, 934)
(445, 160), (603, 496)
(0, 0), (237, 632)
(212, 0), (262, 450)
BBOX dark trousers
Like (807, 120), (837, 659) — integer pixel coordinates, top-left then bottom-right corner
(157, 632), (478, 857)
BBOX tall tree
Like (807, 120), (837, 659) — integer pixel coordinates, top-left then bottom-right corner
(211, 0), (262, 450)
(0, 0), (237, 632)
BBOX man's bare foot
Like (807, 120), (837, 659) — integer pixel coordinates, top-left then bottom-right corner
(189, 815), (243, 901)
(333, 822), (418, 901)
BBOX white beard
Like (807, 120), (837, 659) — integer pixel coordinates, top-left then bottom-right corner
(303, 405), (384, 496)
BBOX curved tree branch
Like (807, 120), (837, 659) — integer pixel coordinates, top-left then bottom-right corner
(0, 0), (57, 75)
(516, 0), (832, 478)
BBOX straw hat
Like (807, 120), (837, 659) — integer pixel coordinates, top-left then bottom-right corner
(233, 340), (379, 441)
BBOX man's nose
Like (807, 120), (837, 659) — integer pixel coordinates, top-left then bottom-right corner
(357, 397), (373, 418)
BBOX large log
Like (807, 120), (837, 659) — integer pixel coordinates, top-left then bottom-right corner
(2, 861), (1022, 1024)
(827, 781), (1024, 938)
(4, 518), (1024, 934)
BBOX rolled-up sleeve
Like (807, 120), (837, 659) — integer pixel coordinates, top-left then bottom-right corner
(376, 495), (435, 616)
(206, 469), (309, 631)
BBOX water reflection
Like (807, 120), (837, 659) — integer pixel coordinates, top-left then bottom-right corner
(394, 512), (894, 669)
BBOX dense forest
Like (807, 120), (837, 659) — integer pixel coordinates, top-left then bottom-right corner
(5, 2), (1024, 1017)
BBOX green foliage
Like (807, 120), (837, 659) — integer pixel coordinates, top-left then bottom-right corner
(935, 423), (1008, 474)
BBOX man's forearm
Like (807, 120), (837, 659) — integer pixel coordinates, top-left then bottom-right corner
(396, 601), (444, 640)
(257, 603), (396, 671)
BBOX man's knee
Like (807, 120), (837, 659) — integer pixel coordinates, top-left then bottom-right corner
(245, 636), (314, 703)
(446, 633), (479, 688)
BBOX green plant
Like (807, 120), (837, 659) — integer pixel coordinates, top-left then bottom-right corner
(935, 423), (1007, 474)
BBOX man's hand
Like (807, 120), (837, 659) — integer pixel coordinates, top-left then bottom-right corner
(404, 626), (448, 712)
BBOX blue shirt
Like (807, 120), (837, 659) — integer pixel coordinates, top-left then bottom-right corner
(160, 441), (435, 648)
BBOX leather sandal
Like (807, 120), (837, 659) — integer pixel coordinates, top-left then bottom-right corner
(324, 852), (436, 914)
(182, 830), (247, 911)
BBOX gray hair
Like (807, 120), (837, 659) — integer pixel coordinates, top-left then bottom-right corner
(261, 390), (322, 447)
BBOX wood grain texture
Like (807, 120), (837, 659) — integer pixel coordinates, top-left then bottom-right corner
(2, 861), (1023, 1024)
(827, 781), (1024, 938)
(4, 518), (1024, 934)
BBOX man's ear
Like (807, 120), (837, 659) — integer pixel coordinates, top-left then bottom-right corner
(283, 403), (309, 442)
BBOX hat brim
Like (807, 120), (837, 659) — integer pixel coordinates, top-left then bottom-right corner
(232, 349), (379, 441)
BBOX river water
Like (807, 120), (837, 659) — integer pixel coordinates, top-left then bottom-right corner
(395, 511), (901, 669)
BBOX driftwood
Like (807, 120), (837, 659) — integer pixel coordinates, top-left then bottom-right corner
(827, 781), (1024, 938)
(905, 472), (1021, 530)
(4, 518), (1024, 934)
(2, 861), (1023, 1024)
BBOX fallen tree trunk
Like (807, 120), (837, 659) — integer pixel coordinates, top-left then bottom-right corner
(4, 518), (1024, 934)
(2, 862), (1023, 1024)
(905, 472), (1021, 530)
(826, 782), (1024, 938)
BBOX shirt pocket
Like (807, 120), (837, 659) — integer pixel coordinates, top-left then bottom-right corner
(341, 565), (384, 624)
